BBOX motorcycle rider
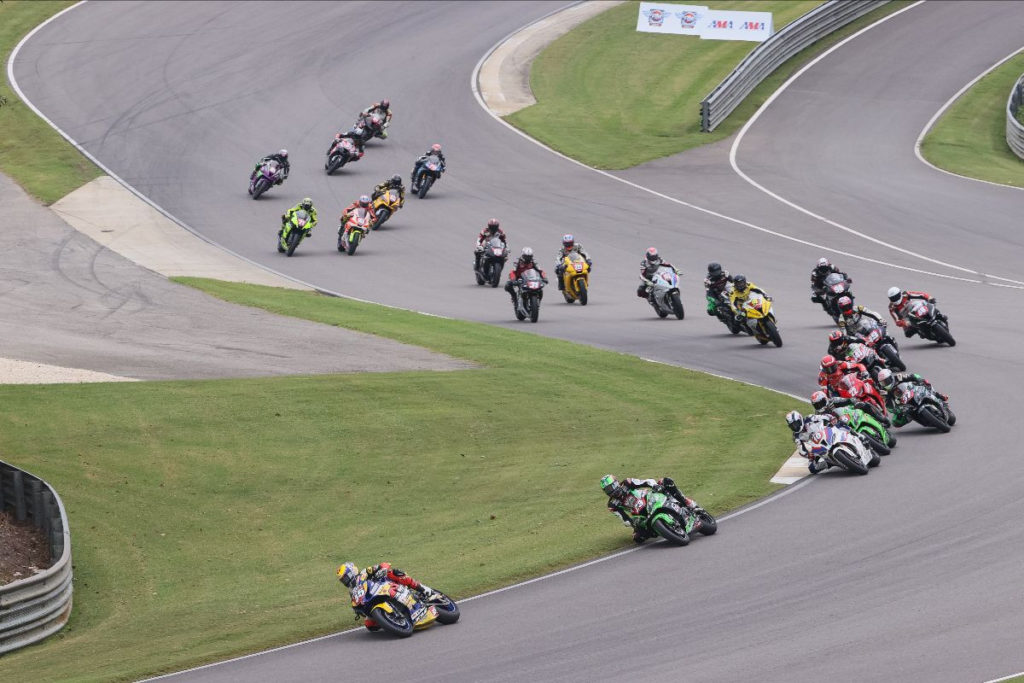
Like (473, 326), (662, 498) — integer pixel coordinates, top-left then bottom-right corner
(786, 410), (839, 474)
(505, 247), (548, 304)
(728, 274), (769, 325)
(826, 329), (856, 358)
(474, 218), (508, 272)
(810, 257), (849, 304)
(875, 369), (949, 428)
(810, 389), (892, 435)
(337, 561), (438, 631)
(817, 354), (871, 395)
(252, 149), (290, 185)
(600, 474), (701, 544)
(328, 129), (366, 160)
(553, 234), (592, 292)
(704, 262), (733, 317)
(360, 98), (393, 138)
(836, 295), (885, 335)
(411, 143), (446, 192)
(371, 174), (405, 204)
(338, 195), (375, 239)
(280, 197), (317, 238)
(635, 247), (679, 298)
(887, 286), (947, 338)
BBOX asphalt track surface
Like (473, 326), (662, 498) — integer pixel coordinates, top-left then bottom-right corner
(13, 1), (1024, 681)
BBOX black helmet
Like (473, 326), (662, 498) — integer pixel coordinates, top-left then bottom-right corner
(390, 174), (401, 185)
(645, 247), (661, 266)
(380, 98), (390, 109)
(487, 218), (500, 232)
(707, 262), (722, 277)
(733, 274), (747, 291)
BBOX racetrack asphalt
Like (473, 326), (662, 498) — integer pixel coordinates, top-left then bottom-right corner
(13, 1), (1024, 681)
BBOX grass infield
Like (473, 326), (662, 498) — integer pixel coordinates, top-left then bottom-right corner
(0, 280), (800, 681)
(919, 52), (1024, 189)
(506, 0), (912, 169)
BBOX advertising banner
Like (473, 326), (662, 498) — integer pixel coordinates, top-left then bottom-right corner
(636, 3), (772, 42)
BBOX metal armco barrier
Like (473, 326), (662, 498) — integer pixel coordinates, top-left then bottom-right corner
(0, 460), (73, 655)
(700, 0), (888, 132)
(1006, 73), (1024, 160)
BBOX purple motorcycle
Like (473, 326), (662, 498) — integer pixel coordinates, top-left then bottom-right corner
(248, 160), (284, 199)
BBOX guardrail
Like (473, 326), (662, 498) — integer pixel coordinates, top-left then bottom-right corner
(1006, 73), (1024, 160)
(700, 0), (888, 132)
(0, 460), (73, 655)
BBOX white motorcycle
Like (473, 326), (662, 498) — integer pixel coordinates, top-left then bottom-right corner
(801, 423), (879, 475)
(645, 266), (685, 320)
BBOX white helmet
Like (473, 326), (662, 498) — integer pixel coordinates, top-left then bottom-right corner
(521, 247), (534, 261)
(887, 286), (902, 303)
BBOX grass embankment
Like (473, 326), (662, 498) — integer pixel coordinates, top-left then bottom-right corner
(0, 280), (801, 682)
(919, 52), (1024, 188)
(506, 0), (912, 169)
(0, 0), (102, 203)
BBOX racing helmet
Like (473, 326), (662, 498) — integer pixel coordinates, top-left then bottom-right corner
(876, 368), (894, 390)
(562, 234), (575, 251)
(520, 247), (534, 264)
(837, 296), (854, 316)
(487, 218), (500, 232)
(431, 143), (442, 154)
(732, 274), (748, 292)
(390, 174), (402, 185)
(600, 474), (619, 496)
(707, 262), (723, 277)
(380, 98), (390, 109)
(278, 149), (288, 159)
(828, 330), (844, 344)
(785, 410), (804, 433)
(645, 247), (661, 266)
(815, 257), (831, 271)
(810, 390), (830, 412)
(887, 286), (903, 303)
(358, 194), (370, 208)
(300, 197), (313, 211)
(820, 354), (838, 375)
(337, 562), (360, 588)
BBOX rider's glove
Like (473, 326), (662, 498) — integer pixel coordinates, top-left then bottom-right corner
(661, 477), (675, 487)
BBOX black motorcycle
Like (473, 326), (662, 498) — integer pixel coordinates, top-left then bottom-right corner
(474, 236), (507, 288)
(904, 299), (955, 346)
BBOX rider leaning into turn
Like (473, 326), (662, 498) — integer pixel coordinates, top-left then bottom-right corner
(280, 197), (317, 237)
(371, 174), (405, 204)
(811, 389), (892, 435)
(504, 247), (548, 303)
(635, 247), (678, 298)
(474, 218), (508, 271)
(411, 144), (446, 191)
(728, 274), (768, 323)
(817, 354), (870, 394)
(809, 257), (848, 303)
(601, 475), (700, 544)
(875, 369), (949, 427)
(329, 129), (366, 158)
(553, 234), (592, 292)
(338, 195), (375, 236)
(887, 287), (947, 338)
(252, 149), (290, 184)
(704, 262), (733, 316)
(360, 98), (393, 135)
(337, 561), (437, 631)
(786, 410), (839, 474)
(836, 296), (885, 335)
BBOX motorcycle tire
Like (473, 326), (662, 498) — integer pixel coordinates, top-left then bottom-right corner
(430, 593), (460, 625)
(861, 430), (891, 456)
(654, 302), (669, 319)
(832, 445), (868, 475)
(577, 280), (588, 306)
(489, 266), (502, 288)
(252, 178), (269, 200)
(285, 230), (301, 257)
(670, 291), (684, 320)
(372, 207), (390, 231)
(868, 450), (881, 468)
(880, 344), (905, 371)
(347, 234), (360, 256)
(764, 319), (782, 347)
(514, 299), (526, 321)
(368, 603), (414, 638)
(917, 405), (950, 433)
(326, 155), (344, 175)
(528, 295), (540, 323)
(563, 290), (575, 304)
(696, 510), (717, 536)
(933, 322), (956, 346)
(337, 233), (346, 252)
(418, 175), (433, 199)
(475, 267), (485, 286)
(652, 517), (690, 546)
(945, 406), (957, 426)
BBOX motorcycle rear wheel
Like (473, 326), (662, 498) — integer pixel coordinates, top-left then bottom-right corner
(369, 603), (414, 638)
(654, 301), (669, 319)
(652, 518), (690, 546)
(696, 510), (717, 536)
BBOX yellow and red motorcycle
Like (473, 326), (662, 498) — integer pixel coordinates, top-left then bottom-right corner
(370, 188), (403, 230)
(560, 252), (591, 305)
(348, 575), (460, 637)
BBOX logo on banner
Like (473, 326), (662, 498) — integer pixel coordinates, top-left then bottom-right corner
(676, 9), (700, 29)
(643, 7), (666, 26)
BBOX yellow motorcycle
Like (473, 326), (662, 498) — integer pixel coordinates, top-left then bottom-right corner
(370, 188), (403, 230)
(735, 291), (782, 347)
(560, 252), (590, 305)
(349, 575), (460, 638)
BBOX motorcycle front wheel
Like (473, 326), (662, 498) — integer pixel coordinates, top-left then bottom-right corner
(418, 175), (433, 199)
(431, 593), (460, 625)
(372, 207), (390, 230)
(764, 319), (782, 347)
(832, 445), (868, 475)
(528, 295), (540, 323)
(933, 322), (956, 346)
(670, 291), (684, 319)
(916, 405), (950, 433)
(347, 233), (360, 255)
(577, 280), (588, 306)
(285, 230), (301, 257)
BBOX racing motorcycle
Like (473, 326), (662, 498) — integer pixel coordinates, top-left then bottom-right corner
(613, 487), (716, 546)
(840, 341), (888, 381)
(832, 405), (894, 456)
(736, 291), (782, 347)
(709, 291), (740, 333)
(413, 154), (443, 198)
(370, 188), (403, 230)
(816, 272), (853, 322)
(277, 210), (313, 257)
(337, 207), (374, 255)
(474, 236), (507, 287)
(904, 298), (956, 346)
(359, 110), (388, 141)
(249, 159), (284, 199)
(325, 136), (361, 175)
(892, 381), (956, 433)
(512, 268), (546, 323)
(560, 252), (590, 305)
(831, 373), (888, 419)
(802, 423), (880, 475)
(851, 318), (906, 371)
(349, 574), (459, 638)
(646, 266), (685, 319)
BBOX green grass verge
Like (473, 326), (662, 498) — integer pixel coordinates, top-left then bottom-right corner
(919, 53), (1024, 188)
(506, 0), (912, 169)
(0, 1), (102, 204)
(0, 280), (802, 682)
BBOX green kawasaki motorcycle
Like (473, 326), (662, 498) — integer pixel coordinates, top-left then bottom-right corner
(832, 405), (894, 456)
(618, 488), (717, 547)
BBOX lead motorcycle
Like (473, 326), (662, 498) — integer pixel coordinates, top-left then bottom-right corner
(474, 236), (507, 287)
(646, 266), (685, 319)
(249, 159), (284, 199)
(512, 268), (546, 323)
(349, 574), (459, 638)
(904, 299), (955, 346)
(611, 487), (716, 547)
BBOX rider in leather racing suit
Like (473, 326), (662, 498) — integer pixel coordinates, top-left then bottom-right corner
(505, 248), (548, 304)
(554, 234), (592, 292)
(817, 354), (871, 395)
(252, 149), (290, 185)
(810, 257), (849, 304)
(876, 369), (949, 428)
(371, 175), (405, 204)
(601, 475), (700, 543)
(411, 144), (446, 191)
(475, 219), (508, 271)
(836, 296), (885, 335)
(337, 561), (436, 630)
(811, 390), (893, 439)
(887, 287), (947, 338)
(786, 410), (838, 474)
(636, 247), (678, 298)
